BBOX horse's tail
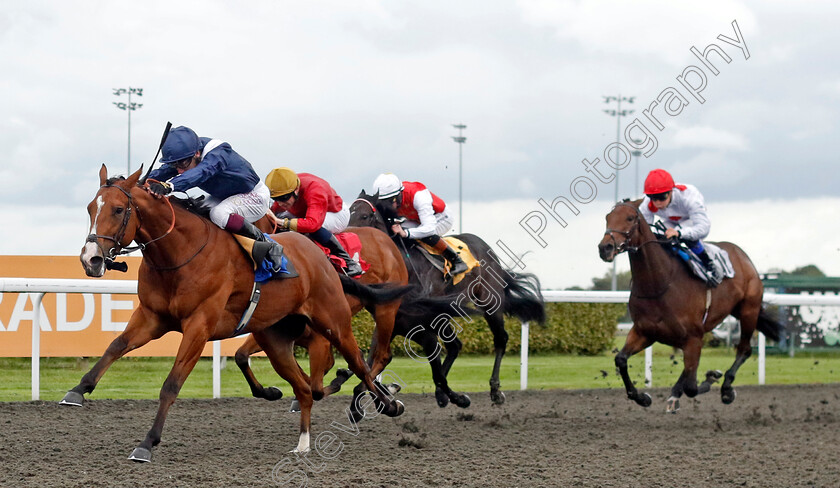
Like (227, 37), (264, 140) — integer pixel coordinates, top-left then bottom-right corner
(339, 275), (415, 306)
(397, 292), (482, 321)
(757, 308), (783, 342)
(502, 271), (547, 325)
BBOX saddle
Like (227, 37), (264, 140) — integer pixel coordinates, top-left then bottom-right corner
(666, 240), (734, 286)
(414, 236), (480, 285)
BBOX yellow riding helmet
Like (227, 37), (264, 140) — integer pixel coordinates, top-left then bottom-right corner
(266, 167), (300, 197)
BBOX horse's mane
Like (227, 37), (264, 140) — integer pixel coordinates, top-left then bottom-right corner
(106, 176), (126, 185)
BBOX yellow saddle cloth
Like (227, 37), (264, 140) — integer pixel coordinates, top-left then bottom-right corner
(417, 236), (480, 285)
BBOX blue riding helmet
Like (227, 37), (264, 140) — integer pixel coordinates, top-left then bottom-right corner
(160, 126), (201, 164)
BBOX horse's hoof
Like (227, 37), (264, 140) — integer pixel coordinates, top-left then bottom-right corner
(264, 386), (283, 402)
(490, 390), (506, 405)
(666, 396), (680, 414)
(435, 389), (450, 408)
(288, 398), (301, 413)
(128, 447), (152, 463)
(721, 388), (737, 405)
(336, 368), (352, 380)
(387, 383), (402, 395)
(348, 408), (364, 423)
(452, 393), (471, 409)
(705, 370), (723, 384)
(390, 400), (405, 417)
(636, 393), (652, 408)
(59, 391), (84, 407)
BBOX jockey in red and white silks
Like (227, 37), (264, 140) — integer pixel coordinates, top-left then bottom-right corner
(640, 168), (719, 283)
(372, 173), (467, 277)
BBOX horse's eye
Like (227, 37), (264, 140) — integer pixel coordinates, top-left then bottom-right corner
(114, 207), (124, 215)
(362, 215), (368, 220)
(626, 216), (634, 222)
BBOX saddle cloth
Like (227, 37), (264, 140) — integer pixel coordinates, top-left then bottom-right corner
(233, 233), (296, 283)
(312, 232), (371, 276)
(686, 242), (735, 286)
(416, 236), (480, 285)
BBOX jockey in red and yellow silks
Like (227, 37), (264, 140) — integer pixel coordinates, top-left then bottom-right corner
(372, 173), (468, 277)
(266, 168), (362, 277)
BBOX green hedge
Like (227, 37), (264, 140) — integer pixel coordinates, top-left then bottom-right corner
(349, 302), (625, 357)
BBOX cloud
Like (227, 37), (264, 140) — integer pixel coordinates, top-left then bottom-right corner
(669, 126), (749, 151)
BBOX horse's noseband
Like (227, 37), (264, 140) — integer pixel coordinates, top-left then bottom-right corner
(604, 203), (643, 255)
(86, 184), (136, 259)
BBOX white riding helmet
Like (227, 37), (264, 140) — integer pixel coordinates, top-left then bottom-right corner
(372, 173), (403, 199)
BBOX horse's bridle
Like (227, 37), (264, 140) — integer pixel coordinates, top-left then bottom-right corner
(603, 202), (646, 255)
(86, 181), (179, 265)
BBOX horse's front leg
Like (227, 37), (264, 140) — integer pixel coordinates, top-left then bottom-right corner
(615, 327), (653, 407)
(129, 314), (213, 463)
(61, 307), (166, 406)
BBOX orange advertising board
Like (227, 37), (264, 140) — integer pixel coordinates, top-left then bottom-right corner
(0, 256), (255, 357)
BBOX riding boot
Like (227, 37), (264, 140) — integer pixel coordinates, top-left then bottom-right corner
(432, 239), (468, 276)
(236, 221), (285, 273)
(324, 235), (363, 277)
(697, 250), (720, 284)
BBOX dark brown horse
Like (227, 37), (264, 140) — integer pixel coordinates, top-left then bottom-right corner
(349, 190), (546, 406)
(68, 165), (407, 462)
(598, 200), (781, 412)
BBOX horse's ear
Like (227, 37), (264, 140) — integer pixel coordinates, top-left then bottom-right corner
(358, 189), (368, 198)
(99, 164), (108, 186)
(371, 190), (379, 201)
(126, 165), (143, 187)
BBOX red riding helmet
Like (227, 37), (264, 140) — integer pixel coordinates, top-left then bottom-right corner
(644, 169), (675, 195)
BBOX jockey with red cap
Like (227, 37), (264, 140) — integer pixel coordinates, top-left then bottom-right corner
(266, 167), (363, 277)
(640, 168), (720, 283)
(372, 173), (468, 277)
(146, 126), (284, 271)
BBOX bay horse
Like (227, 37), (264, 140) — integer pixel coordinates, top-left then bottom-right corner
(234, 225), (479, 419)
(68, 165), (407, 462)
(598, 200), (782, 412)
(348, 190), (546, 406)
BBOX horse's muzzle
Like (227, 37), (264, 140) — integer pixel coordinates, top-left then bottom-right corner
(598, 238), (615, 263)
(80, 242), (106, 277)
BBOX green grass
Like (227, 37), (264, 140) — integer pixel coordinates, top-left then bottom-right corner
(3, 341), (840, 402)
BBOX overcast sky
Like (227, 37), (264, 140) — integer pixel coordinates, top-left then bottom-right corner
(1, 1), (838, 288)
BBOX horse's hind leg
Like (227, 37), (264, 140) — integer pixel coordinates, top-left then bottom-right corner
(615, 327), (654, 408)
(486, 310), (509, 405)
(309, 308), (404, 419)
(61, 307), (166, 406)
(253, 327), (314, 453)
(720, 282), (762, 404)
(234, 335), (283, 401)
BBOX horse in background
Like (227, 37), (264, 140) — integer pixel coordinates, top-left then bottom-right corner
(69, 165), (407, 461)
(598, 200), (782, 412)
(349, 190), (546, 406)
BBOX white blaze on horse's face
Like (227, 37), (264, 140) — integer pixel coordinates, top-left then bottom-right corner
(80, 195), (106, 277)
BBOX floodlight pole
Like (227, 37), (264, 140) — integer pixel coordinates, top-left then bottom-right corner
(452, 124), (467, 233)
(113, 87), (144, 175)
(603, 95), (635, 290)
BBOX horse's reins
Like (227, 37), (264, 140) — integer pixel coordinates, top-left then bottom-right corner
(353, 197), (424, 279)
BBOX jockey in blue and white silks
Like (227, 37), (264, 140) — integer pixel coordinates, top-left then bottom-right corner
(146, 126), (283, 271)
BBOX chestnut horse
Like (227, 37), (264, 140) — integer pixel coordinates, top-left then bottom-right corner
(68, 165), (406, 462)
(598, 200), (782, 412)
(348, 190), (546, 406)
(234, 226), (406, 413)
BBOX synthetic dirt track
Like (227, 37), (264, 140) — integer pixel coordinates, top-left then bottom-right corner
(1, 384), (838, 487)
